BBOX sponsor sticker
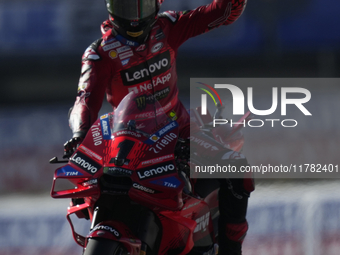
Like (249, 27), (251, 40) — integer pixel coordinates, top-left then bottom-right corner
(104, 167), (133, 176)
(145, 121), (178, 145)
(150, 176), (181, 188)
(109, 50), (118, 59)
(137, 162), (176, 180)
(119, 51), (134, 60)
(158, 122), (178, 136)
(100, 114), (108, 119)
(91, 225), (121, 238)
(169, 110), (177, 120)
(100, 115), (111, 140)
(82, 179), (98, 187)
(136, 44), (146, 52)
(155, 29), (165, 41)
(139, 154), (174, 167)
(101, 38), (116, 46)
(134, 87), (171, 110)
(117, 46), (131, 54)
(132, 183), (157, 194)
(121, 58), (130, 66)
(120, 51), (171, 86)
(148, 132), (178, 154)
(103, 41), (121, 51)
(194, 212), (210, 233)
(91, 123), (103, 146)
(134, 101), (173, 120)
(128, 73), (172, 94)
(70, 151), (102, 175)
(151, 42), (163, 53)
(79, 144), (103, 162)
(114, 130), (142, 138)
(57, 165), (84, 177)
(149, 135), (160, 142)
(115, 34), (139, 47)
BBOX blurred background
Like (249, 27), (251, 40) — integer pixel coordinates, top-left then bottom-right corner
(0, 0), (340, 254)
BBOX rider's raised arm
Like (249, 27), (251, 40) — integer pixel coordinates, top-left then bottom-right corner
(165, 0), (247, 48)
(68, 39), (111, 138)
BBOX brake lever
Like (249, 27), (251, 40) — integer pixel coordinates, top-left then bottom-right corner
(49, 157), (69, 164)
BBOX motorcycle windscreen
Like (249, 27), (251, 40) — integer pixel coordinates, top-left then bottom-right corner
(113, 91), (171, 136)
(108, 0), (156, 19)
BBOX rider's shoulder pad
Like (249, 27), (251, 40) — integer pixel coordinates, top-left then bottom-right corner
(82, 38), (103, 61)
(158, 11), (179, 23)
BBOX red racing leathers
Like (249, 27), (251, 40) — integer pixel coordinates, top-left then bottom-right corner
(68, 1), (252, 253)
(69, 0), (247, 139)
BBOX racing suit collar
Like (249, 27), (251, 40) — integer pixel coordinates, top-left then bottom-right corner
(112, 28), (141, 47)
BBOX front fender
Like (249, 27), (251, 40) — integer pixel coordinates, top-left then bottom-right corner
(87, 221), (141, 255)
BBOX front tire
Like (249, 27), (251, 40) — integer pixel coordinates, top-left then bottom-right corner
(83, 238), (127, 255)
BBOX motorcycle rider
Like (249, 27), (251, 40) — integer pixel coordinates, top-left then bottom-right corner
(64, 0), (254, 254)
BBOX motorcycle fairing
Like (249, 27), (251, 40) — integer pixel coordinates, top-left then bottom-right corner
(66, 199), (96, 247)
(157, 211), (196, 255)
(155, 194), (216, 255)
(51, 115), (108, 197)
(81, 118), (106, 159)
(105, 121), (179, 170)
(154, 196), (213, 255)
(181, 195), (215, 245)
(51, 91), (221, 253)
(51, 165), (100, 199)
(103, 119), (185, 211)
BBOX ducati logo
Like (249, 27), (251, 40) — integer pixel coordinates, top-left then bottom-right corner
(151, 42), (163, 53)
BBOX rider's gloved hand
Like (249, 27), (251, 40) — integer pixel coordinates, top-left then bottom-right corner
(63, 137), (83, 158)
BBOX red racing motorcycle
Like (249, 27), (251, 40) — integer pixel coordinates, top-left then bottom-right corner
(50, 91), (249, 255)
